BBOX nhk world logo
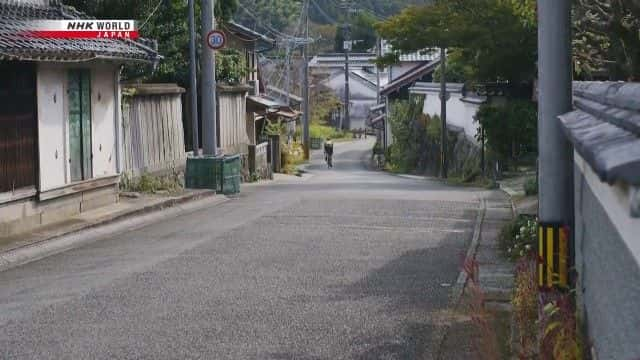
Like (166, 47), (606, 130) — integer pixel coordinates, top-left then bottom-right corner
(22, 20), (139, 39)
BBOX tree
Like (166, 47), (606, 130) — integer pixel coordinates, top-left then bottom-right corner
(334, 12), (377, 52)
(375, 0), (537, 86)
(65, 0), (238, 84)
(234, 0), (302, 33)
(573, 0), (640, 80)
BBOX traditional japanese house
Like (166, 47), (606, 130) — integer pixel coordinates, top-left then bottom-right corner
(0, 0), (159, 237)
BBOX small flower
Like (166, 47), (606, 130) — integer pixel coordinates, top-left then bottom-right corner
(525, 244), (532, 251)
(507, 248), (512, 253)
(519, 250), (524, 256)
(516, 235), (520, 240)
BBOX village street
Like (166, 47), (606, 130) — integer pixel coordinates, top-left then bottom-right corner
(0, 140), (489, 359)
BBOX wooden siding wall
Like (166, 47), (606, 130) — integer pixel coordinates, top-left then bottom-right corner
(122, 88), (186, 177)
(0, 62), (37, 194)
(218, 90), (250, 154)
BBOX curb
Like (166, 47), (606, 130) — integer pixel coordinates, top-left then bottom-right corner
(452, 198), (487, 305)
(0, 192), (227, 273)
(434, 198), (486, 359)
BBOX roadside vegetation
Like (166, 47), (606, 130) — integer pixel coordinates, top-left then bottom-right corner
(121, 172), (183, 194)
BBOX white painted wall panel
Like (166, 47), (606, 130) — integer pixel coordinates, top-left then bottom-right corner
(37, 65), (67, 191)
(423, 92), (480, 140)
(91, 66), (118, 177)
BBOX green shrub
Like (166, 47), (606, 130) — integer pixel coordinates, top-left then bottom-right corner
(309, 124), (348, 140)
(524, 176), (538, 195)
(216, 49), (248, 85)
(499, 215), (537, 261)
(475, 100), (537, 167)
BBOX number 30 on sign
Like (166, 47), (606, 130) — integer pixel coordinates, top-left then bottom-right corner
(206, 30), (226, 50)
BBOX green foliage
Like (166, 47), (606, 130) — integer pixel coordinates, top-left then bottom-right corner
(121, 172), (183, 194)
(309, 124), (348, 140)
(65, 0), (238, 85)
(235, 0), (302, 32)
(386, 96), (426, 173)
(376, 0), (538, 85)
(523, 176), (538, 196)
(216, 49), (248, 85)
(499, 215), (536, 261)
(310, 90), (341, 125)
(264, 119), (286, 137)
(475, 100), (537, 165)
(573, 0), (640, 80)
(334, 12), (377, 52)
(432, 50), (475, 84)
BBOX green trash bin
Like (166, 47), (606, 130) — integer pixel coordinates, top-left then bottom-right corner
(185, 155), (222, 190)
(310, 137), (323, 150)
(220, 154), (241, 195)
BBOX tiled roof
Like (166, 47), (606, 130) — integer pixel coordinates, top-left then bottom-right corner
(381, 59), (440, 96)
(223, 21), (275, 52)
(308, 53), (376, 68)
(559, 82), (640, 186)
(381, 40), (438, 63)
(0, 0), (160, 62)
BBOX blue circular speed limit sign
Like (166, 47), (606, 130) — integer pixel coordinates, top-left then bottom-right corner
(206, 30), (226, 50)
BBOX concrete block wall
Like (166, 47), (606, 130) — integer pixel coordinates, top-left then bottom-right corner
(0, 184), (118, 238)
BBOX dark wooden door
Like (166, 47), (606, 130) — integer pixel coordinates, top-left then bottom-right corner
(0, 62), (38, 193)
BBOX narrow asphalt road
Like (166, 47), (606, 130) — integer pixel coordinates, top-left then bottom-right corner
(0, 140), (486, 359)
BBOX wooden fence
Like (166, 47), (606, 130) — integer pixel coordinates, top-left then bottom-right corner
(121, 83), (187, 177)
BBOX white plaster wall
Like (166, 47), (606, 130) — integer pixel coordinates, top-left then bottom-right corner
(91, 66), (118, 177)
(575, 152), (640, 265)
(423, 92), (480, 140)
(324, 75), (377, 130)
(325, 74), (376, 101)
(37, 65), (67, 191)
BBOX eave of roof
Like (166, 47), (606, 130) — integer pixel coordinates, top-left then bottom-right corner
(224, 21), (275, 52)
(381, 58), (440, 96)
(559, 81), (640, 186)
(266, 85), (302, 104)
(0, 0), (160, 63)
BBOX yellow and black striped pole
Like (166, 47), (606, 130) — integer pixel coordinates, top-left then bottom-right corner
(538, 223), (570, 290)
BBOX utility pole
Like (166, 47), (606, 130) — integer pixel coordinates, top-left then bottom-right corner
(201, 0), (217, 155)
(376, 37), (381, 104)
(440, 47), (448, 179)
(341, 0), (351, 130)
(188, 0), (199, 155)
(285, 45), (291, 106)
(537, 1), (573, 224)
(302, 0), (310, 159)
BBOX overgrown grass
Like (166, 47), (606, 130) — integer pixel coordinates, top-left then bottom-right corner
(121, 172), (183, 194)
